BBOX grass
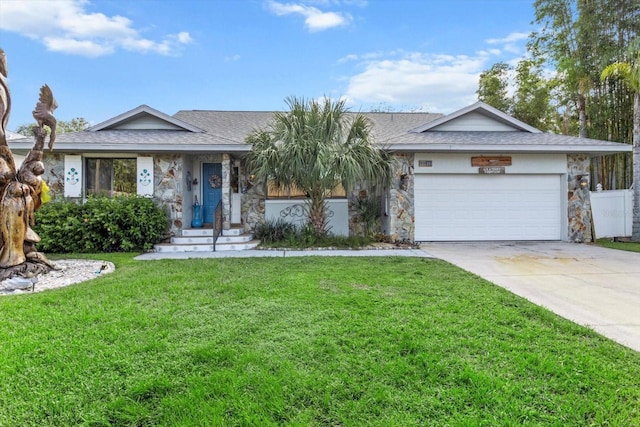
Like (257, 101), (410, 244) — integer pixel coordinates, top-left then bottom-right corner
(1, 255), (639, 426)
(595, 238), (640, 253)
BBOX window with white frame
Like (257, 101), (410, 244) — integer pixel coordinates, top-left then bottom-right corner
(85, 158), (137, 196)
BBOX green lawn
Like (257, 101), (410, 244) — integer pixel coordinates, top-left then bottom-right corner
(596, 238), (640, 253)
(1, 255), (639, 426)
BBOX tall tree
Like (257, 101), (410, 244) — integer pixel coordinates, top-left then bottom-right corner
(246, 97), (393, 236)
(601, 40), (640, 241)
(477, 58), (559, 132)
(531, 0), (639, 189)
(477, 62), (511, 113)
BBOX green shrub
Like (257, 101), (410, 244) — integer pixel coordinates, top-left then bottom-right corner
(34, 196), (168, 253)
(254, 218), (297, 243)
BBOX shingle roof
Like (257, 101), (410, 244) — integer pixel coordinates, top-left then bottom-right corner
(390, 131), (632, 154)
(7, 106), (631, 155)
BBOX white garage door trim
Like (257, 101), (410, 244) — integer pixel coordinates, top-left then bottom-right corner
(414, 174), (562, 241)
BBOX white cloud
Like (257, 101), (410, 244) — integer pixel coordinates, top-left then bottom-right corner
(0, 0), (192, 57)
(267, 1), (351, 32)
(342, 32), (531, 113)
(486, 32), (529, 54)
(343, 52), (489, 113)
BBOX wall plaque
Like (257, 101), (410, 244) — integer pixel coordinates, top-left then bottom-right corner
(471, 156), (512, 167)
(418, 160), (432, 167)
(479, 166), (505, 174)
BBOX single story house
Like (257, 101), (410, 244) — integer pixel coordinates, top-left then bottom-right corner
(8, 101), (632, 249)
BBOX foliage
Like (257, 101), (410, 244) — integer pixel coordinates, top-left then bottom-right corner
(1, 256), (639, 425)
(33, 195), (168, 253)
(255, 217), (372, 248)
(477, 58), (559, 132)
(353, 194), (382, 237)
(529, 0), (639, 189)
(253, 218), (298, 243)
(601, 40), (640, 240)
(246, 97), (393, 236)
(477, 62), (511, 112)
(15, 117), (89, 136)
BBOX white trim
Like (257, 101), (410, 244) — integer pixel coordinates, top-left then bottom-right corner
(409, 101), (542, 134)
(64, 155), (83, 197)
(88, 105), (204, 133)
(136, 156), (154, 197)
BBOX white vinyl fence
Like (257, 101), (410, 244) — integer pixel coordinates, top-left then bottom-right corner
(590, 189), (633, 238)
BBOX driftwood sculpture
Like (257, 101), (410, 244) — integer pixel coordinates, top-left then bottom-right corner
(0, 48), (57, 281)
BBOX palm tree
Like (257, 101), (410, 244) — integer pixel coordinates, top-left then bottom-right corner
(601, 41), (640, 241)
(246, 96), (393, 236)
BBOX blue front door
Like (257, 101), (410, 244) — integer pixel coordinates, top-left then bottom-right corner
(202, 163), (222, 225)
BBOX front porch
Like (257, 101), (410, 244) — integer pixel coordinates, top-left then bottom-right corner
(154, 226), (259, 253)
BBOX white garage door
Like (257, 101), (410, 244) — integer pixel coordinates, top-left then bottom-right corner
(414, 174), (562, 241)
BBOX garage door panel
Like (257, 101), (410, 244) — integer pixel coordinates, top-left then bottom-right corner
(414, 174), (562, 241)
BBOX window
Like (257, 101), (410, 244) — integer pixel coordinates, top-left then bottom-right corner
(86, 158), (136, 196)
(267, 182), (346, 199)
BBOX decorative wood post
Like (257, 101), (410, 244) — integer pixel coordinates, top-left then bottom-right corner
(0, 48), (57, 281)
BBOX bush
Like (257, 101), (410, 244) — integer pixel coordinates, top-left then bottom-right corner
(255, 218), (372, 249)
(254, 218), (297, 243)
(34, 195), (169, 253)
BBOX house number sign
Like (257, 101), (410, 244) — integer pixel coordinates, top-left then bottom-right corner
(478, 166), (505, 174)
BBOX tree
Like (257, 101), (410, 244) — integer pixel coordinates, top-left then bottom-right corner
(477, 59), (559, 132)
(477, 62), (511, 113)
(601, 41), (640, 241)
(246, 96), (393, 236)
(16, 117), (89, 136)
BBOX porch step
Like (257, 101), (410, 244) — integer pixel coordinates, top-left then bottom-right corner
(153, 226), (260, 253)
(153, 239), (260, 253)
(170, 233), (254, 245)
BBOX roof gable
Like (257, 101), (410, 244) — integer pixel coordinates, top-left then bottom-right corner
(410, 101), (542, 134)
(88, 105), (204, 132)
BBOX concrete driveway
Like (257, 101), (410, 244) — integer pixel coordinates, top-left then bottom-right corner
(420, 242), (640, 352)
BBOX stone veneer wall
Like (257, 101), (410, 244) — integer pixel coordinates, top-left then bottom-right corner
(154, 154), (183, 236)
(386, 153), (415, 242)
(567, 153), (593, 242)
(42, 153), (65, 199)
(241, 177), (265, 233)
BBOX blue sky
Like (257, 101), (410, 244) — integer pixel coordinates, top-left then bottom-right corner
(1, 0), (535, 131)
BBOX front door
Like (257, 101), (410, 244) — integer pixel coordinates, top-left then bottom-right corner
(202, 163), (222, 225)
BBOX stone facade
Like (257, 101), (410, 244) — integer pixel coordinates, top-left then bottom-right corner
(567, 153), (593, 242)
(41, 153), (65, 199)
(154, 154), (183, 235)
(387, 153), (414, 242)
(37, 151), (600, 244)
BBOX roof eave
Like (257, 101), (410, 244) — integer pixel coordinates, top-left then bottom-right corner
(388, 143), (633, 155)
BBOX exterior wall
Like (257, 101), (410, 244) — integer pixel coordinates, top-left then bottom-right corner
(387, 153), (415, 242)
(42, 153), (66, 199)
(155, 154), (184, 235)
(241, 179), (265, 232)
(265, 199), (349, 235)
(567, 153), (593, 242)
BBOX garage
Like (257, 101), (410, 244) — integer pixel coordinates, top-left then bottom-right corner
(414, 173), (563, 241)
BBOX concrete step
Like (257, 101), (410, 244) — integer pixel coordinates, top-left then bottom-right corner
(154, 239), (260, 253)
(181, 227), (244, 237)
(170, 233), (254, 245)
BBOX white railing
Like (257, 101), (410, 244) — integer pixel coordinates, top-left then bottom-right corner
(590, 189), (633, 238)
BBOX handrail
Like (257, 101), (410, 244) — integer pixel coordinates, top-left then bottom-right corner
(212, 200), (223, 251)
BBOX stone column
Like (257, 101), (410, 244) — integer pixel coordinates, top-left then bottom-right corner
(387, 153), (415, 242)
(567, 153), (593, 242)
(222, 154), (231, 230)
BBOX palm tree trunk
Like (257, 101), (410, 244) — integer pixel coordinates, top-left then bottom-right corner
(308, 192), (328, 236)
(632, 92), (640, 241)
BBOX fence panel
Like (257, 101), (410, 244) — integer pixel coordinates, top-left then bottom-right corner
(590, 190), (633, 238)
